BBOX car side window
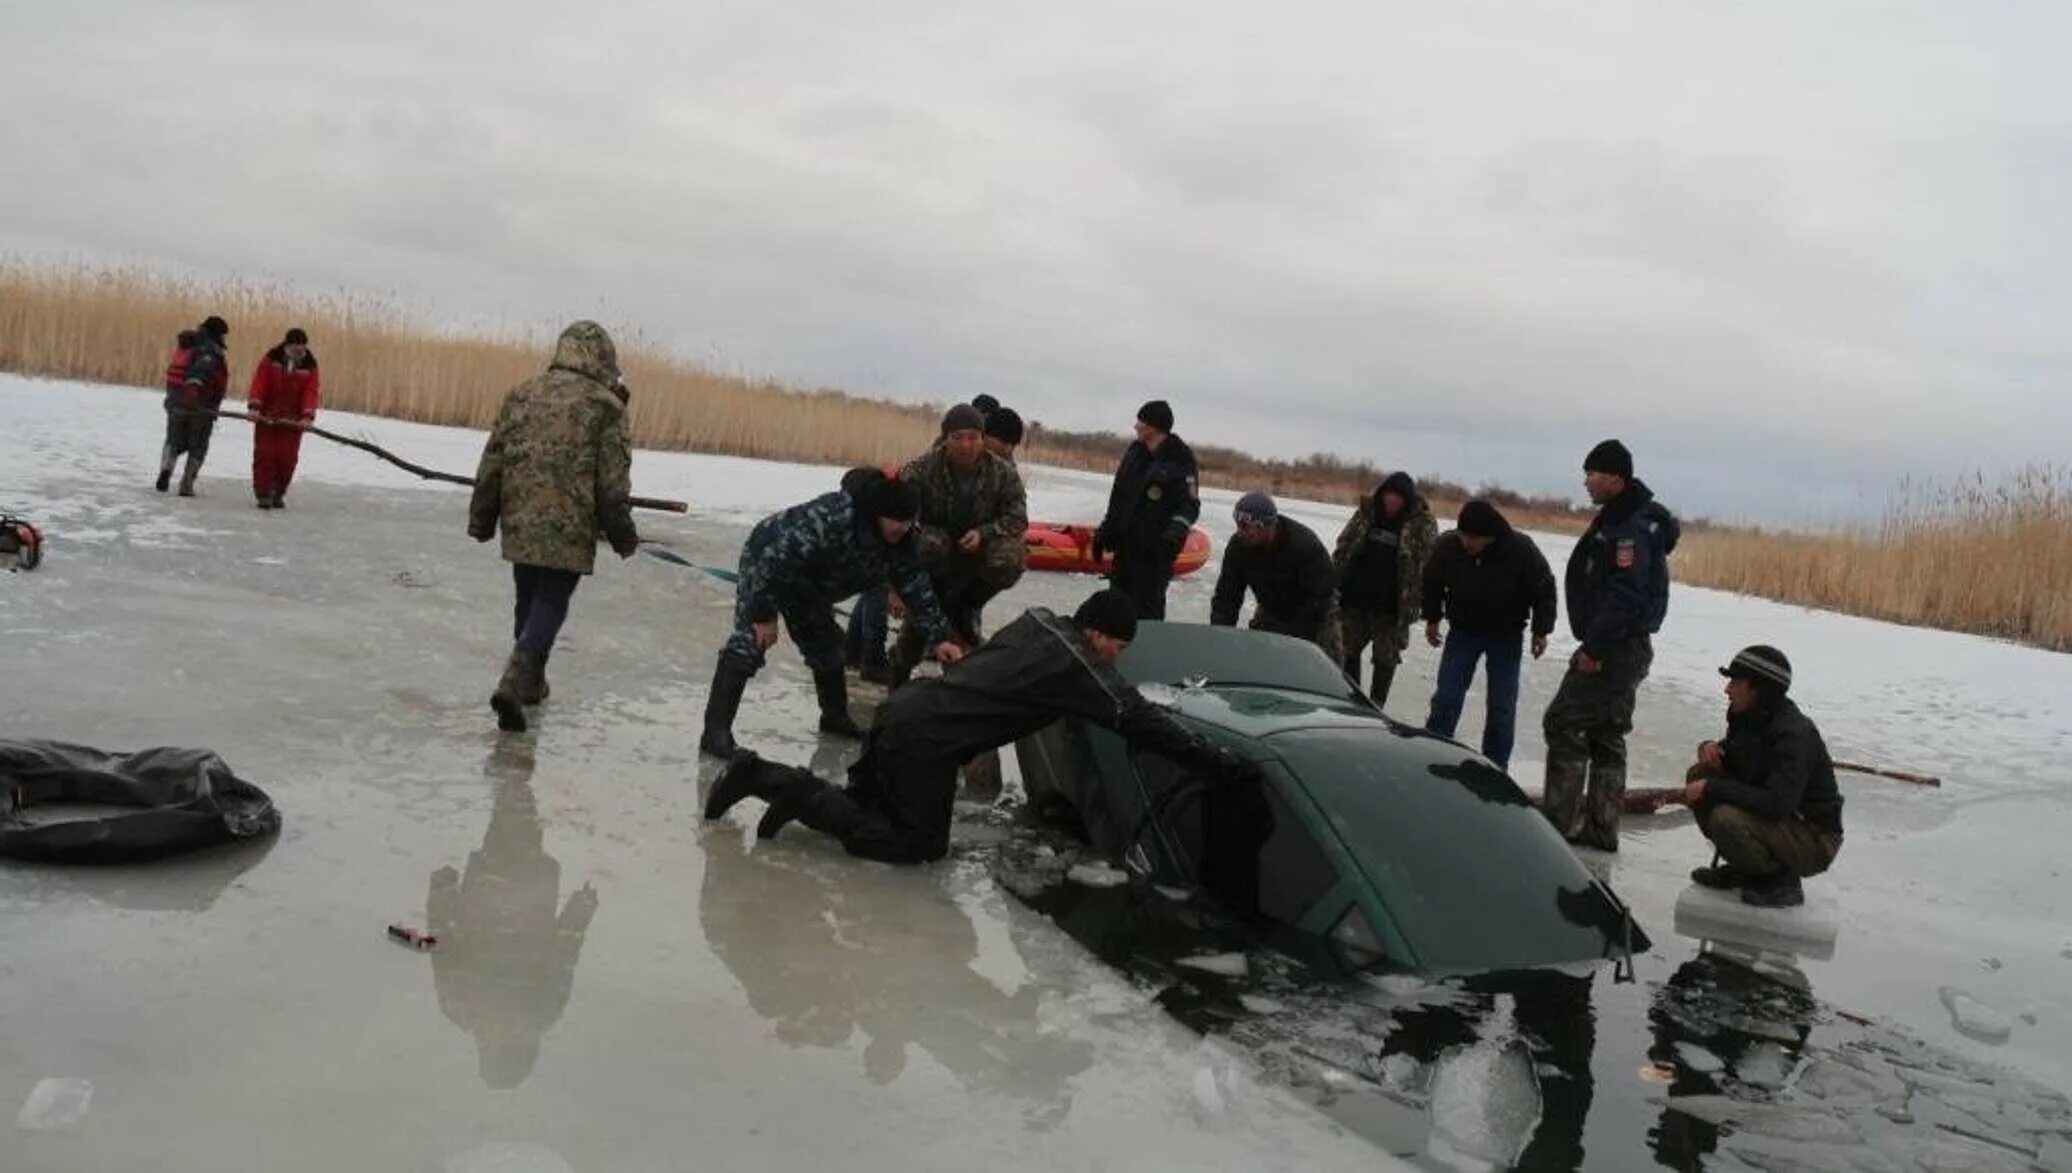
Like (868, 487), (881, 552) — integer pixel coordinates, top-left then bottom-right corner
(1130, 752), (1339, 925)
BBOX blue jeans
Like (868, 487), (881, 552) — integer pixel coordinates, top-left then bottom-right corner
(1424, 630), (1525, 770)
(512, 564), (582, 659)
(844, 587), (889, 666)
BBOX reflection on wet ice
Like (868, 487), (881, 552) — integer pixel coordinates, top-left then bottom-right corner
(697, 829), (1095, 1129)
(426, 744), (598, 1090)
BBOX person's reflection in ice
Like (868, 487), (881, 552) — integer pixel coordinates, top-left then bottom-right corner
(427, 744), (598, 1090)
(699, 827), (1094, 1129)
(1643, 946), (1816, 1170)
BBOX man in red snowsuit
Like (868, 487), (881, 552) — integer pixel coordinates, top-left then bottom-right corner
(247, 328), (321, 509)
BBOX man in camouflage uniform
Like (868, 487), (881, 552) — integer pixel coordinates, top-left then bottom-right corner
(1093, 400), (1200, 621)
(468, 321), (639, 734)
(888, 404), (1028, 682)
(1327, 471), (1437, 707)
(702, 469), (965, 759)
(158, 315), (231, 496)
(1541, 440), (1680, 852)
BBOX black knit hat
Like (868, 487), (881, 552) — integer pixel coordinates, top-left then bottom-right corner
(1584, 439), (1633, 479)
(971, 393), (1001, 416)
(855, 472), (920, 522)
(1136, 400), (1174, 433)
(984, 407), (1024, 446)
(1457, 499), (1508, 538)
(1720, 645), (1792, 691)
(284, 327), (309, 346)
(1073, 589), (1139, 643)
(200, 315), (229, 339)
(941, 403), (986, 435)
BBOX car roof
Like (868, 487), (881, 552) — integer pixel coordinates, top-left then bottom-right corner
(1118, 622), (1369, 705)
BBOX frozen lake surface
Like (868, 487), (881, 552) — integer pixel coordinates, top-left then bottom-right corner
(4, 375), (2069, 1171)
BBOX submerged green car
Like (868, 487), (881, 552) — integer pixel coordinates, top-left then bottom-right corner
(1015, 622), (1647, 976)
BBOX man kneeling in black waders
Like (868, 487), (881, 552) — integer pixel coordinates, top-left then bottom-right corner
(704, 589), (1261, 865)
(1682, 645), (1844, 908)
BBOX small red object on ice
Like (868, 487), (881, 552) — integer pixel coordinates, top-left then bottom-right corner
(387, 924), (436, 950)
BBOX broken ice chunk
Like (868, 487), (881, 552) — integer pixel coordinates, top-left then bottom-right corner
(16, 1078), (93, 1131)
(1938, 987), (2014, 1044)
(1735, 1043), (1792, 1089)
(1177, 952), (1250, 978)
(1675, 1042), (1726, 1075)
(1066, 862), (1129, 889)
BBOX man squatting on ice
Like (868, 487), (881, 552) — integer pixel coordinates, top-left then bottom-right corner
(1093, 399), (1201, 621)
(158, 315), (231, 496)
(1682, 646), (1844, 908)
(887, 403), (1029, 683)
(1327, 471), (1436, 708)
(701, 469), (965, 759)
(1419, 499), (1556, 771)
(1210, 491), (1334, 649)
(467, 321), (640, 734)
(1540, 439), (1681, 852)
(705, 589), (1262, 864)
(246, 327), (322, 509)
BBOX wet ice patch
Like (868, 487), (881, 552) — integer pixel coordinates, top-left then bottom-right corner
(1427, 1039), (1542, 1170)
(444, 1142), (578, 1173)
(16, 1077), (93, 1131)
(1662, 1095), (1861, 1145)
(1066, 862), (1129, 889)
(1939, 986), (2015, 1044)
(1137, 682), (1183, 709)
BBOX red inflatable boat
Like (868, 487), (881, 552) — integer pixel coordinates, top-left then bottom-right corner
(1023, 523), (1213, 578)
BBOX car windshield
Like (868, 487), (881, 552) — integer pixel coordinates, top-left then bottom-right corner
(1273, 728), (1638, 973)
(1117, 622), (1363, 702)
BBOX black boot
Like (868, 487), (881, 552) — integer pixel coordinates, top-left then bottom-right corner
(1690, 863), (1751, 890)
(490, 650), (535, 733)
(1342, 656), (1363, 691)
(700, 656), (752, 758)
(704, 751), (778, 821)
(520, 650), (551, 706)
(271, 491), (286, 510)
(1741, 873), (1805, 908)
(1370, 663), (1397, 709)
(156, 468), (172, 493)
(177, 454), (202, 498)
(858, 652), (891, 686)
(815, 667), (861, 737)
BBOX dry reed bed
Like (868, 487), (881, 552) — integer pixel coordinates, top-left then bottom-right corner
(5, 259), (2066, 649)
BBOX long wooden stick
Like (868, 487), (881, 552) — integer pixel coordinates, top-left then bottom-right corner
(1834, 760), (1941, 787)
(195, 408), (689, 513)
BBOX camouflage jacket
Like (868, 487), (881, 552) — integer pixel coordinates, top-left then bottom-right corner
(467, 322), (637, 575)
(1330, 494), (1436, 621)
(740, 490), (951, 647)
(898, 446), (1028, 558)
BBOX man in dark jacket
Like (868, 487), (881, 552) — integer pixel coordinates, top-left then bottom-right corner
(1093, 400), (1200, 620)
(1327, 471), (1437, 706)
(704, 590), (1259, 865)
(159, 315), (231, 496)
(1209, 492), (1334, 647)
(1421, 500), (1557, 770)
(1541, 440), (1681, 851)
(702, 470), (965, 758)
(468, 322), (640, 733)
(1682, 646), (1843, 908)
(983, 407), (1023, 463)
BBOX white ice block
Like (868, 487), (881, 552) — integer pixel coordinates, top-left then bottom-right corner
(1672, 881), (1841, 961)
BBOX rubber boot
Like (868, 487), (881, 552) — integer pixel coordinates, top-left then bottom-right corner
(490, 650), (534, 733)
(704, 750), (779, 821)
(157, 443), (175, 493)
(815, 667), (861, 737)
(700, 656), (752, 758)
(1369, 663), (1397, 709)
(271, 491), (286, 510)
(519, 651), (551, 706)
(1740, 872), (1805, 908)
(1689, 863), (1751, 890)
(177, 455), (201, 498)
(256, 494), (275, 510)
(1341, 656), (1364, 692)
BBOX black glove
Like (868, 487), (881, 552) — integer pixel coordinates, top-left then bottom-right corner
(468, 522), (495, 543)
(1160, 522), (1189, 561)
(612, 530), (641, 558)
(1089, 527), (1109, 565)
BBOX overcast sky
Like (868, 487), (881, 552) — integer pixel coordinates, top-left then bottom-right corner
(4, 0), (2066, 521)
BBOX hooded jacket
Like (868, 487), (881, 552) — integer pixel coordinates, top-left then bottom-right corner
(467, 322), (638, 574)
(1420, 515), (1558, 638)
(1565, 478), (1680, 656)
(248, 344), (321, 421)
(1332, 473), (1436, 617)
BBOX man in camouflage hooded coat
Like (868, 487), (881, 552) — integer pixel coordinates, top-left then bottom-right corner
(469, 321), (639, 733)
(1327, 472), (1437, 708)
(887, 403), (1028, 682)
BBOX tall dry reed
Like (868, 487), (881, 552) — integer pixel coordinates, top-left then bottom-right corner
(1676, 467), (2072, 651)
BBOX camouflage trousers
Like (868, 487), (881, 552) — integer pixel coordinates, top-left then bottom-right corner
(721, 587), (846, 675)
(1337, 607), (1407, 670)
(1540, 636), (1653, 851)
(891, 536), (1026, 671)
(1693, 786), (1841, 879)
